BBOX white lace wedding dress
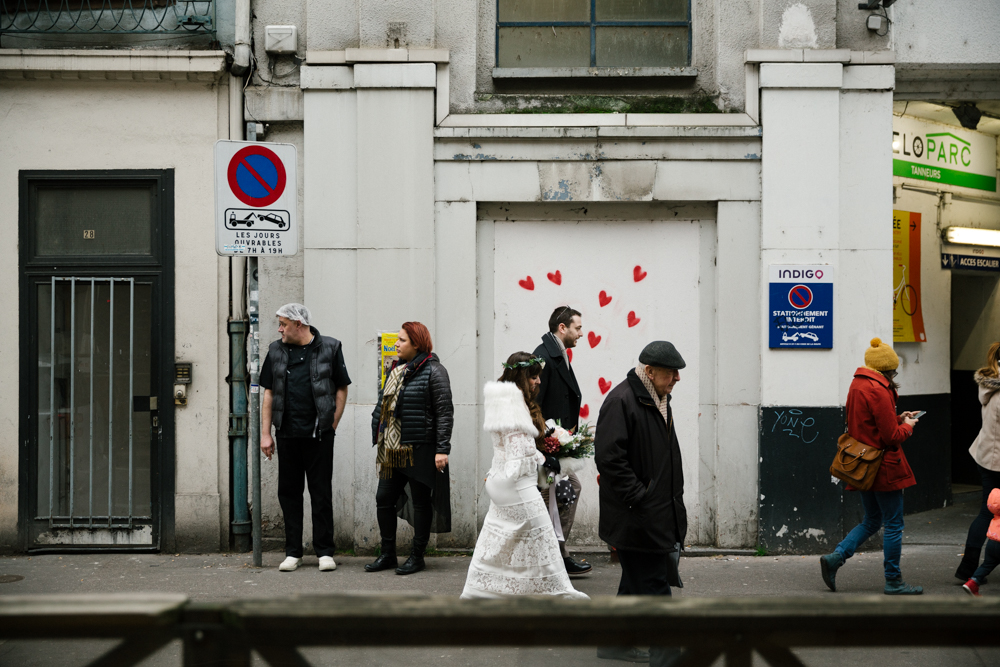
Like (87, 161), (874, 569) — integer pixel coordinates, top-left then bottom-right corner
(461, 382), (589, 600)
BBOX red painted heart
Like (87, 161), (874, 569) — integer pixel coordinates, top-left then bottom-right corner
(599, 378), (612, 394)
(599, 290), (612, 307)
(628, 311), (641, 327)
(518, 276), (534, 291)
(579, 404), (590, 419)
(547, 270), (562, 285)
(633, 265), (647, 282)
(588, 331), (601, 348)
(566, 349), (573, 363)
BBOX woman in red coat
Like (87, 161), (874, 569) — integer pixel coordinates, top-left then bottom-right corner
(819, 338), (923, 595)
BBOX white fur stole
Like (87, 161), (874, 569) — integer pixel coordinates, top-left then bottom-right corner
(483, 381), (538, 437)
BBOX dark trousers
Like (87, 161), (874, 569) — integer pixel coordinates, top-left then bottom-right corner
(376, 470), (432, 549)
(277, 431), (335, 558)
(617, 549), (673, 597)
(616, 550), (677, 667)
(965, 465), (1000, 552)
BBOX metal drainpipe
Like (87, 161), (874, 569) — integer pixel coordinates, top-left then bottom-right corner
(229, 321), (251, 551)
(228, 74), (251, 551)
(231, 0), (251, 77)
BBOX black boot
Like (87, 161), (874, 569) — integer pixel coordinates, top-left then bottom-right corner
(365, 540), (398, 572)
(956, 546), (982, 581)
(395, 539), (427, 575)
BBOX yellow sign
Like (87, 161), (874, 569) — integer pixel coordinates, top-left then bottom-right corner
(377, 331), (399, 390)
(893, 210), (926, 342)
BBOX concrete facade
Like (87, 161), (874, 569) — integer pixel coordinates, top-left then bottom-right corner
(1, 0), (998, 554)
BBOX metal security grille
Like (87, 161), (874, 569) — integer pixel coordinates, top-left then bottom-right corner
(36, 277), (153, 531)
(1, 0), (213, 34)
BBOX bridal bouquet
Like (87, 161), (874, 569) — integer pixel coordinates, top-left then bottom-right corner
(538, 420), (595, 487)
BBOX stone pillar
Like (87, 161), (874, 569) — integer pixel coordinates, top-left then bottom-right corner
(757, 59), (895, 552)
(303, 61), (437, 553)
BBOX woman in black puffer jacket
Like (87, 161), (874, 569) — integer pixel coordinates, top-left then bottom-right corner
(367, 321), (454, 575)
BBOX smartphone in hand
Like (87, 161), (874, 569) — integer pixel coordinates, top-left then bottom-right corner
(912, 410), (926, 419)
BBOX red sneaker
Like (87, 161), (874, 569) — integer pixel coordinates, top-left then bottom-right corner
(963, 579), (981, 597)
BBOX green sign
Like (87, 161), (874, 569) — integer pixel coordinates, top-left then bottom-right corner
(893, 116), (997, 193)
(893, 159), (997, 191)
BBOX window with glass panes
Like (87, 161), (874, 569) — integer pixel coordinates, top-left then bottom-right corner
(496, 0), (691, 69)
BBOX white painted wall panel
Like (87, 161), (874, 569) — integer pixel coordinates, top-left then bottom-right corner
(715, 404), (758, 548)
(839, 89), (893, 251)
(490, 218), (708, 547)
(717, 201), (763, 406)
(357, 88), (434, 248)
(653, 161), (762, 202)
(304, 90), (358, 248)
(762, 88), (840, 250)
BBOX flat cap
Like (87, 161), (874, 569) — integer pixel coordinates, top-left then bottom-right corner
(639, 341), (686, 369)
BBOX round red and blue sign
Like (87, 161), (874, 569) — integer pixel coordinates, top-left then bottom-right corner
(227, 145), (287, 207)
(788, 284), (814, 309)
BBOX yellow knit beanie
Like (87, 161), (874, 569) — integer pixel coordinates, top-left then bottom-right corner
(864, 337), (899, 372)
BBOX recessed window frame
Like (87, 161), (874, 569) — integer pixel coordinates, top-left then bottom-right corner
(495, 0), (693, 70)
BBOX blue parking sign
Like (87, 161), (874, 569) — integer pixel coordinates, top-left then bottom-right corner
(769, 265), (833, 349)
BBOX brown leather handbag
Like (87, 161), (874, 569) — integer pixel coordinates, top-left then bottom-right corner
(830, 433), (883, 491)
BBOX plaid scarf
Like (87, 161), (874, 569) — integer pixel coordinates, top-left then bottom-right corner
(376, 364), (412, 478)
(636, 362), (671, 429)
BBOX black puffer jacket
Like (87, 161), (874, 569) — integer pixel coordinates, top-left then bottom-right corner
(371, 353), (454, 454)
(595, 368), (686, 553)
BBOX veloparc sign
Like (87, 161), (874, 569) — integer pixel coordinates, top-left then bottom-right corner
(768, 265), (833, 349)
(892, 116), (997, 192)
(215, 140), (298, 256)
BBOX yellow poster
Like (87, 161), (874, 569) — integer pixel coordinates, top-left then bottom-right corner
(893, 210), (926, 342)
(378, 331), (399, 390)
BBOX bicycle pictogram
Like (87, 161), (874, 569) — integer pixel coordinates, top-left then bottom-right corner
(893, 264), (918, 316)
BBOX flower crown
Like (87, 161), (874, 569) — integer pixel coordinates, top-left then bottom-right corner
(502, 357), (546, 370)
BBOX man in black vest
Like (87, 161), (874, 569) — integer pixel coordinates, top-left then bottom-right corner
(260, 303), (351, 573)
(533, 305), (592, 576)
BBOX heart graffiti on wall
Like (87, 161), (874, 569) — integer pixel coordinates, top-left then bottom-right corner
(507, 258), (663, 426)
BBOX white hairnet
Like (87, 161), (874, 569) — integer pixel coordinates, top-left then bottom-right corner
(276, 303), (312, 327)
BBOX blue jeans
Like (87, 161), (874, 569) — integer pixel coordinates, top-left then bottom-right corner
(972, 540), (1000, 584)
(835, 489), (904, 580)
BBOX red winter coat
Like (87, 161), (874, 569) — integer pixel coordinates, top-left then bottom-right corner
(845, 367), (916, 492)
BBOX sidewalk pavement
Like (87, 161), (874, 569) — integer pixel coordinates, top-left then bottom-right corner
(2, 499), (999, 666)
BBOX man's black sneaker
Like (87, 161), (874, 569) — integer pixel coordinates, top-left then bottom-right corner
(597, 647), (650, 663)
(564, 556), (593, 576)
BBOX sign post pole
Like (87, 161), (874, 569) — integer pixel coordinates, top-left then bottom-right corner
(248, 255), (262, 568)
(246, 121), (262, 569)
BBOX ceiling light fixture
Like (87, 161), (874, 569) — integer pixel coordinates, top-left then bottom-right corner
(944, 226), (1000, 248)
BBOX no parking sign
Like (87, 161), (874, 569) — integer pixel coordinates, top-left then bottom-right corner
(215, 140), (298, 256)
(769, 265), (833, 349)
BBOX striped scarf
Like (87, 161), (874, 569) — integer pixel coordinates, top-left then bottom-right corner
(376, 364), (413, 478)
(636, 362), (671, 429)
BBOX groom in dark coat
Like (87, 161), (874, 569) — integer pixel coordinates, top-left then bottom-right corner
(533, 305), (592, 576)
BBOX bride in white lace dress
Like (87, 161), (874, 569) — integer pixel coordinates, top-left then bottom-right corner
(461, 353), (589, 600)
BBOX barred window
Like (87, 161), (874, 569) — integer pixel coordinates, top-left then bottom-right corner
(496, 0), (691, 69)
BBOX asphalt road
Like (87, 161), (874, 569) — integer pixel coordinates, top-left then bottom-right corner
(2, 499), (999, 666)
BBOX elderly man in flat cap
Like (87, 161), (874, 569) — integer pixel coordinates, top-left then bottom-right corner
(595, 341), (687, 666)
